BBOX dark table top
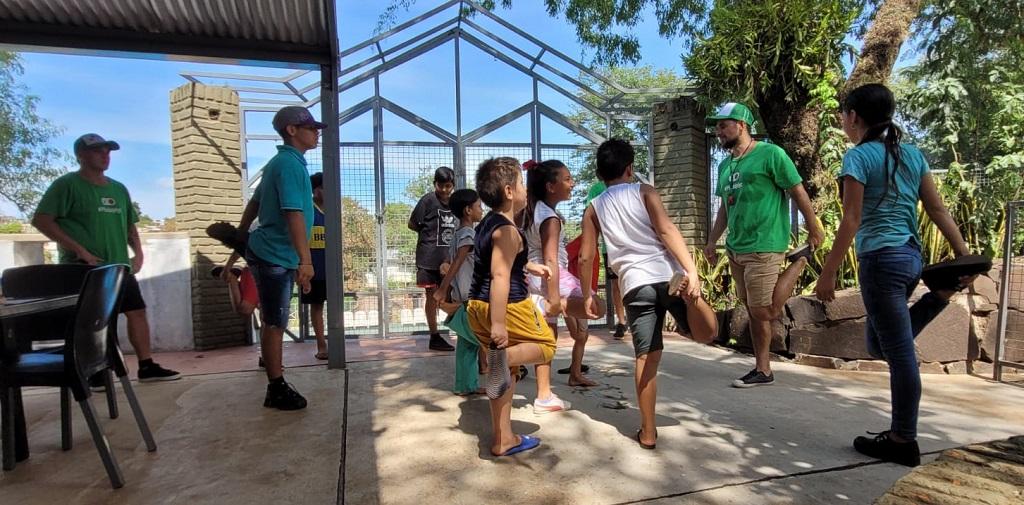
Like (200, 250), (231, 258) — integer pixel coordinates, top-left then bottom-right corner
(0, 295), (78, 319)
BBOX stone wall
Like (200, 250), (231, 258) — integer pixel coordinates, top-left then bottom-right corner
(170, 83), (247, 350)
(652, 96), (709, 246)
(718, 266), (1022, 374)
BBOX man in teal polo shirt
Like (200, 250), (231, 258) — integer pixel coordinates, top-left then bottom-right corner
(236, 106), (321, 410)
(33, 133), (180, 383)
(703, 103), (823, 388)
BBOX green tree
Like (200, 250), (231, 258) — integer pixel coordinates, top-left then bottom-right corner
(0, 51), (69, 215)
(896, 0), (1024, 256)
(132, 201), (155, 227)
(342, 197), (378, 291)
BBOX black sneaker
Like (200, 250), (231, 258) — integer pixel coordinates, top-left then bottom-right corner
(428, 333), (455, 351)
(613, 323), (627, 340)
(732, 370), (774, 388)
(264, 381), (307, 410)
(138, 363), (182, 382)
(786, 244), (813, 263)
(853, 431), (920, 467)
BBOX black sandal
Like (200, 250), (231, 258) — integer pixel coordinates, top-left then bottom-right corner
(636, 429), (656, 450)
(921, 255), (992, 292)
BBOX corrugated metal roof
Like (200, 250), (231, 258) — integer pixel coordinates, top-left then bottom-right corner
(0, 0), (335, 66)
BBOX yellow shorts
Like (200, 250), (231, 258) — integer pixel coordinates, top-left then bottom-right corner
(466, 298), (557, 363)
(728, 251), (785, 308)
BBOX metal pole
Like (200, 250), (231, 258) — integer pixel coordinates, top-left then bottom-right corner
(994, 203), (1016, 381)
(373, 77), (388, 339)
(455, 35), (465, 186)
(531, 79), (541, 161)
(322, 0), (346, 369)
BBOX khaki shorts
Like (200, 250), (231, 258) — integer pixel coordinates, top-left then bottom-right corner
(729, 252), (785, 308)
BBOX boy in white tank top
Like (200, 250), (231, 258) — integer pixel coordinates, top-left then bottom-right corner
(579, 139), (719, 449)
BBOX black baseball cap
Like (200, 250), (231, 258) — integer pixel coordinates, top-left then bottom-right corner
(74, 133), (120, 154)
(272, 106), (327, 133)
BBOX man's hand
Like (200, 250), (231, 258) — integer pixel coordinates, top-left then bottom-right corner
(296, 264), (314, 294)
(525, 262), (551, 279)
(130, 254), (144, 274)
(808, 223), (825, 250)
(491, 323), (509, 349)
(78, 249), (102, 266)
(703, 243), (718, 264)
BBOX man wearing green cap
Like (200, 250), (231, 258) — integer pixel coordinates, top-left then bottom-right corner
(702, 103), (823, 388)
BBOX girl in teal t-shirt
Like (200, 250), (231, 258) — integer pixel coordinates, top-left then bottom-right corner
(814, 84), (971, 468)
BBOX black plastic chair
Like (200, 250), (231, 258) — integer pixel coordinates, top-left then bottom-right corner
(1, 264), (121, 448)
(1, 265), (156, 488)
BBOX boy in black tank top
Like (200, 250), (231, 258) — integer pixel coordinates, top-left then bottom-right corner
(465, 157), (556, 457)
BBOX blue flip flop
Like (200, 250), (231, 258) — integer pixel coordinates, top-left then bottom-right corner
(499, 435), (541, 456)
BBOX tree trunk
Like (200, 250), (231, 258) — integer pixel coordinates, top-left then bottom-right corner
(757, 87), (823, 198)
(840, 0), (923, 100)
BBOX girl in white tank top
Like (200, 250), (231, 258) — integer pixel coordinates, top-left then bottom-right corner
(523, 159), (606, 388)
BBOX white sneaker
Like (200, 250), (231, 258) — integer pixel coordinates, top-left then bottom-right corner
(533, 393), (571, 414)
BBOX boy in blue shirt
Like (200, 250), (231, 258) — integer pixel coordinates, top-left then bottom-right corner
(236, 106), (322, 410)
(304, 172), (328, 361)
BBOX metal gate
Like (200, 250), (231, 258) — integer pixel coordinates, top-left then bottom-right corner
(180, 0), (684, 337)
(993, 201), (1024, 381)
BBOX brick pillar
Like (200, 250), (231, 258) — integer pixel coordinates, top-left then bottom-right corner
(170, 83), (247, 350)
(652, 96), (710, 246)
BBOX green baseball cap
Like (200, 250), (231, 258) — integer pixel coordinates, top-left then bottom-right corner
(706, 102), (756, 127)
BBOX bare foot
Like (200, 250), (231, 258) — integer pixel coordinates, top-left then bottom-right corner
(491, 435), (523, 456)
(568, 374), (598, 387)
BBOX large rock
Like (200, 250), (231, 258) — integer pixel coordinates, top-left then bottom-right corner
(823, 289), (866, 321)
(984, 306), (1024, 363)
(970, 274), (999, 305)
(789, 319), (874, 360)
(726, 305), (786, 352)
(786, 296), (827, 327)
(915, 296), (971, 362)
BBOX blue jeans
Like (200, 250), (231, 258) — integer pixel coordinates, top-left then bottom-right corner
(858, 242), (947, 440)
(246, 248), (295, 328)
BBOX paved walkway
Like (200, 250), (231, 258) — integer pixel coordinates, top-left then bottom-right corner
(3, 331), (1024, 504)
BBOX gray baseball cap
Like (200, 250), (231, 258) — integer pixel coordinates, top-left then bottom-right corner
(272, 106), (327, 133)
(74, 133), (120, 153)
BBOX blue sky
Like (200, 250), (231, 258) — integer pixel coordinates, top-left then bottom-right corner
(5, 1), (690, 219)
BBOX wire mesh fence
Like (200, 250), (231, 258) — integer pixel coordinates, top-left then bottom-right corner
(994, 201), (1024, 380)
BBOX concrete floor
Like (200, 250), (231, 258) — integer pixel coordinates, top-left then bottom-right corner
(3, 334), (1024, 504)
(344, 337), (1024, 505)
(0, 369), (345, 505)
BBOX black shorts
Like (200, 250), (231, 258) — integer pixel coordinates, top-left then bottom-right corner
(603, 253), (618, 280)
(300, 279), (327, 305)
(119, 272), (147, 313)
(416, 268), (442, 289)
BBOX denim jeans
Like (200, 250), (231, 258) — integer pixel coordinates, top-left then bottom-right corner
(858, 242), (948, 440)
(246, 248), (295, 328)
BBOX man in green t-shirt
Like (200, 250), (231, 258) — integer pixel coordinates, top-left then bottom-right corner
(585, 181), (627, 339)
(33, 133), (180, 383)
(702, 103), (823, 388)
